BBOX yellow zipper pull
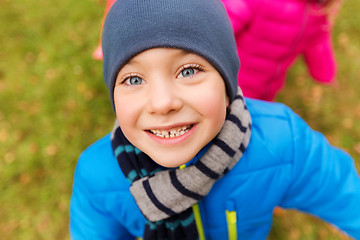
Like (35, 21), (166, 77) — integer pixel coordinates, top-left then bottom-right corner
(225, 209), (237, 240)
(179, 164), (186, 169)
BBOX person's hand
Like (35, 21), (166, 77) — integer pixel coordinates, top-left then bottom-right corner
(92, 45), (103, 61)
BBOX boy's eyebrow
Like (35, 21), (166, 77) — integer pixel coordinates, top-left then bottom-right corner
(125, 58), (139, 66)
(180, 50), (198, 58)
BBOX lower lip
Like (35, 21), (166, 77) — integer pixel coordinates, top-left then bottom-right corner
(146, 124), (197, 145)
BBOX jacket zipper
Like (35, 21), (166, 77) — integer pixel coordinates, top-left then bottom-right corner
(192, 203), (206, 240)
(137, 205), (207, 240)
(225, 201), (238, 240)
(179, 164), (206, 240)
(225, 210), (237, 240)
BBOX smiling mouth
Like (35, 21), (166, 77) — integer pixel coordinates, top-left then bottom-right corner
(149, 125), (193, 138)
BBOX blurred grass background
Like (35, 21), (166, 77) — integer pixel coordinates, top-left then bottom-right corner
(0, 0), (359, 239)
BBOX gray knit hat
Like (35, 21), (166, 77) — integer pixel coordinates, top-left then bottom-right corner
(102, 0), (240, 108)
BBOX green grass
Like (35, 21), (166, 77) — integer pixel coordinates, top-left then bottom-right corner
(0, 0), (359, 239)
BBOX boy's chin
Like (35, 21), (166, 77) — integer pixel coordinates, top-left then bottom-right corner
(150, 154), (193, 168)
(153, 159), (191, 169)
(141, 141), (210, 168)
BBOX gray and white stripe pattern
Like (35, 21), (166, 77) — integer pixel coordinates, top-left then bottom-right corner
(130, 87), (252, 222)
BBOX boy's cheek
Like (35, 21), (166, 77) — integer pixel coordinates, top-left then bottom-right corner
(114, 100), (136, 127)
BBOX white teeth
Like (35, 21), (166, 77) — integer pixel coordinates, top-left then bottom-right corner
(150, 125), (191, 138)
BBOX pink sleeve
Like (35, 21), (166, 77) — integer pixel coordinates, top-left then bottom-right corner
(221, 0), (253, 35)
(304, 34), (336, 84)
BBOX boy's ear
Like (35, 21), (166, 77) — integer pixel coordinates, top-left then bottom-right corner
(226, 95), (230, 107)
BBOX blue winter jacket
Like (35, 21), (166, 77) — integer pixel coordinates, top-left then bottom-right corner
(70, 98), (360, 240)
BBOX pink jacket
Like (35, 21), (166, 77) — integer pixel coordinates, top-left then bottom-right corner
(221, 0), (336, 101)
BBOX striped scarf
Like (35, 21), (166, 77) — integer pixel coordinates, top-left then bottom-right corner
(111, 88), (252, 240)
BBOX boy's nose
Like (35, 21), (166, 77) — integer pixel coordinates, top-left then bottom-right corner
(146, 81), (183, 115)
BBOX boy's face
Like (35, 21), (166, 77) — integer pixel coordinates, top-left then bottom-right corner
(114, 48), (229, 168)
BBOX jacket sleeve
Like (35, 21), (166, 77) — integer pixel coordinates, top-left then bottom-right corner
(279, 112), (360, 239)
(220, 0), (253, 35)
(303, 30), (336, 84)
(69, 154), (134, 240)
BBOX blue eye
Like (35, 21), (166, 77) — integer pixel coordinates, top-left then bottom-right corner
(126, 76), (143, 85)
(180, 68), (195, 78)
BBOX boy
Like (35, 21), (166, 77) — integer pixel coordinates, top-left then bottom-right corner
(70, 0), (360, 239)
